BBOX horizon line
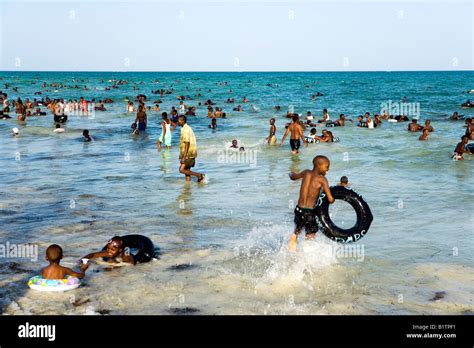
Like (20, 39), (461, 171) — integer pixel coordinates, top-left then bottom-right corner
(1, 69), (473, 74)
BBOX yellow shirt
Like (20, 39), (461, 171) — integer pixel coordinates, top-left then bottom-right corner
(180, 124), (197, 159)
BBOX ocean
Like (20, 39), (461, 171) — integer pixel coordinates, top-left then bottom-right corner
(0, 71), (473, 315)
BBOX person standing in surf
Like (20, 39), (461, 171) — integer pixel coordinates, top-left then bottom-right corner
(465, 118), (473, 140)
(266, 118), (277, 145)
(452, 135), (470, 160)
(288, 155), (334, 251)
(157, 112), (175, 151)
(177, 115), (205, 182)
(279, 115), (307, 154)
(135, 104), (147, 131)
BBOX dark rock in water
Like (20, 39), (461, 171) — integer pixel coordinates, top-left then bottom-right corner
(430, 291), (446, 301)
(168, 307), (200, 315)
(168, 264), (195, 271)
(98, 309), (110, 315)
(80, 220), (95, 225)
(72, 298), (91, 307)
(0, 262), (30, 274)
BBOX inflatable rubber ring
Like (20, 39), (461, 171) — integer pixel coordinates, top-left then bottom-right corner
(28, 275), (81, 292)
(102, 234), (155, 263)
(315, 186), (373, 243)
(466, 143), (474, 154)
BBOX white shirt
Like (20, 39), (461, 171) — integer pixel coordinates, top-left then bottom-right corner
(54, 128), (65, 133)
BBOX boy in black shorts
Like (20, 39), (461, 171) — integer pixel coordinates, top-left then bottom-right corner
(288, 155), (334, 251)
(279, 115), (307, 154)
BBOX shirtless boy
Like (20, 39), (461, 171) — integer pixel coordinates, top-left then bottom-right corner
(288, 155), (334, 251)
(41, 244), (88, 279)
(267, 118), (277, 145)
(452, 135), (470, 160)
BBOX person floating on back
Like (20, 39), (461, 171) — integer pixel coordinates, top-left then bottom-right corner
(41, 244), (88, 280)
(288, 155), (335, 251)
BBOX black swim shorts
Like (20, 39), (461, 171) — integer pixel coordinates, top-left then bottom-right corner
(290, 139), (301, 151)
(294, 205), (318, 235)
(183, 158), (196, 169)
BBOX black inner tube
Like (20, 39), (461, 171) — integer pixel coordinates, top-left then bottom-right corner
(315, 186), (373, 243)
(102, 234), (155, 263)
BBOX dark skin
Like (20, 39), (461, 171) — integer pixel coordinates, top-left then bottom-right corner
(466, 120), (474, 140)
(81, 240), (135, 264)
(279, 119), (307, 153)
(423, 121), (434, 132)
(419, 129), (429, 141)
(454, 138), (469, 159)
(288, 157), (334, 251)
(335, 116), (345, 126)
(177, 117), (204, 182)
(267, 119), (276, 144)
(41, 249), (88, 279)
(135, 108), (147, 126)
(408, 120), (423, 132)
(316, 130), (333, 143)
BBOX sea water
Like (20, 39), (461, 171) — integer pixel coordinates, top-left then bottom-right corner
(0, 71), (473, 315)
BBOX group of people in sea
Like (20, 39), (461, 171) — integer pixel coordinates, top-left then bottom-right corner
(2, 77), (474, 281)
(2, 80), (474, 165)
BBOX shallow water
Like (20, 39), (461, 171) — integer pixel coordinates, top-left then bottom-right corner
(0, 71), (473, 315)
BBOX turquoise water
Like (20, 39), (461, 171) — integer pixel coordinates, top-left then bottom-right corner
(0, 71), (473, 315)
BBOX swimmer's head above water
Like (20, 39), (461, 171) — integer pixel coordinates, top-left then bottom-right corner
(106, 236), (124, 257)
(313, 155), (330, 175)
(45, 244), (63, 264)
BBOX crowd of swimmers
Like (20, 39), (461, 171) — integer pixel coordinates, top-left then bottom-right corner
(1, 78), (473, 273)
(2, 80), (474, 164)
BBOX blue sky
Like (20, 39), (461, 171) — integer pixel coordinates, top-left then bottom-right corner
(0, 0), (472, 71)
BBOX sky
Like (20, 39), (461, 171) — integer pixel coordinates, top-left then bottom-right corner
(0, 0), (472, 71)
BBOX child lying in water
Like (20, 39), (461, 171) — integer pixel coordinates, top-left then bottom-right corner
(81, 236), (135, 264)
(41, 244), (88, 279)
